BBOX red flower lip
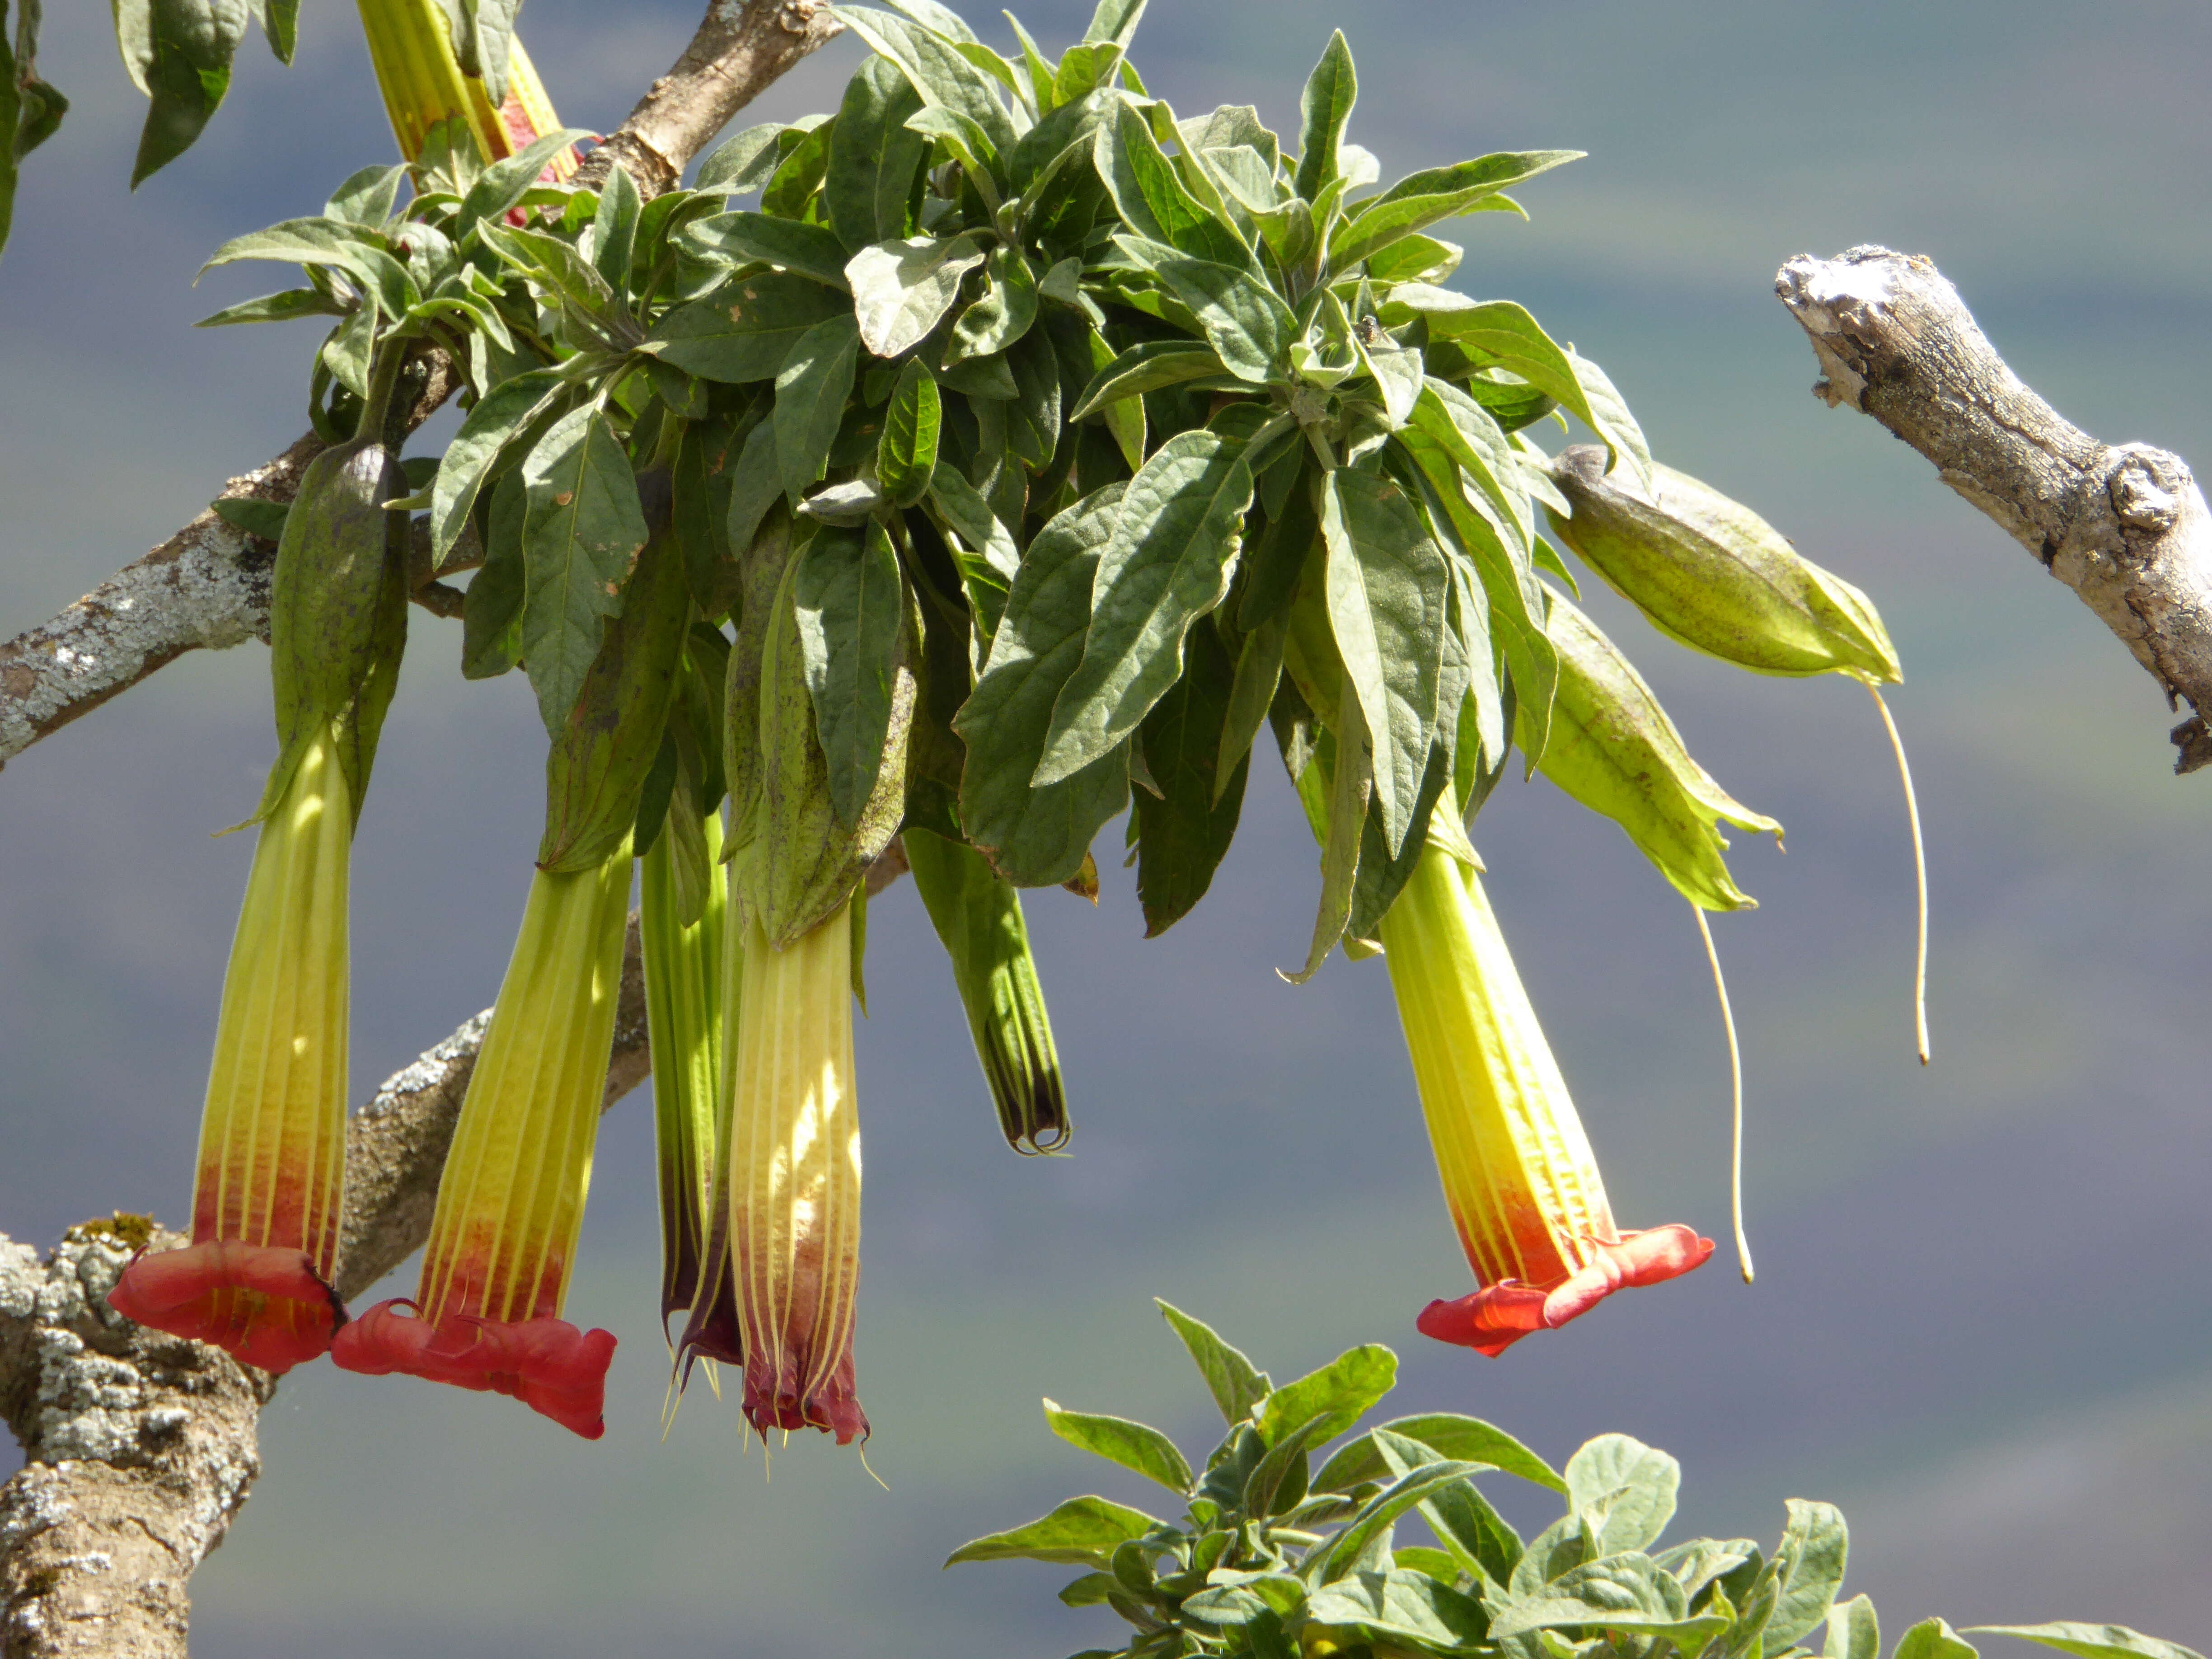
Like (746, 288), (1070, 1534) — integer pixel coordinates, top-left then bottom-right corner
(107, 1241), (344, 1375)
(1416, 1225), (1716, 1358)
(330, 1298), (617, 1439)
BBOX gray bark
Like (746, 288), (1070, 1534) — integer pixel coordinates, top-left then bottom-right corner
(1776, 245), (2212, 773)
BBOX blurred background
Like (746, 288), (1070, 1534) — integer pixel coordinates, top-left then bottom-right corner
(4, 1), (2209, 1653)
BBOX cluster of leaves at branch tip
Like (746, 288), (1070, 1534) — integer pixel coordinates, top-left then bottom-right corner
(950, 1299), (2203, 1659)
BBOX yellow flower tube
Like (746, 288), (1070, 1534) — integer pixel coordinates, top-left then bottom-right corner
(355, 0), (578, 172)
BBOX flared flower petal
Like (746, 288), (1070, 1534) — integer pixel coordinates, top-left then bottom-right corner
(110, 725), (352, 1374)
(331, 843), (631, 1435)
(1378, 835), (1712, 1355)
(725, 902), (867, 1445)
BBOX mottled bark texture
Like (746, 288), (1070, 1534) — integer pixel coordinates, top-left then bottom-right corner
(1777, 245), (2212, 773)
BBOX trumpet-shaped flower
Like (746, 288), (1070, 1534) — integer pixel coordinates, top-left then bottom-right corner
(724, 901), (867, 1444)
(1378, 838), (1713, 1357)
(331, 841), (630, 1436)
(642, 806), (727, 1333)
(108, 726), (352, 1374)
(355, 0), (577, 173)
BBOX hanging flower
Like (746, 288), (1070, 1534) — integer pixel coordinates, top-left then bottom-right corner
(1378, 837), (1714, 1357)
(355, 0), (579, 175)
(331, 842), (631, 1436)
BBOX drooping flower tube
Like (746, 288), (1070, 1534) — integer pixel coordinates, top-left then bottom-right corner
(108, 725), (353, 1373)
(642, 804), (727, 1334)
(721, 900), (867, 1444)
(1379, 835), (1714, 1357)
(355, 0), (579, 175)
(331, 842), (631, 1436)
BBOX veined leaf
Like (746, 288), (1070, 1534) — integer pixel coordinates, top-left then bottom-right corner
(1069, 338), (1230, 421)
(1329, 149), (1579, 268)
(428, 366), (569, 566)
(834, 5), (1018, 177)
(518, 405), (651, 737)
(878, 357), (942, 506)
(682, 211), (854, 289)
(1566, 1434), (1680, 1556)
(1312, 1461), (1489, 1584)
(846, 233), (986, 357)
(1825, 1594), (1882, 1659)
(1964, 1629), (2200, 1659)
(695, 120), (814, 193)
(1117, 239), (1293, 383)
(954, 487), (1132, 886)
(947, 243), (1039, 364)
(774, 312), (862, 501)
(1315, 1413), (1564, 1495)
(1894, 1621), (1982, 1659)
(454, 128), (595, 236)
(1036, 429), (1256, 784)
(648, 271), (849, 382)
(944, 1495), (1162, 1569)
(1095, 98), (1247, 268)
(1765, 1499), (1849, 1650)
(1292, 29), (1355, 203)
(1256, 1342), (1394, 1449)
(200, 217), (415, 317)
(793, 520), (906, 827)
(1155, 1300), (1270, 1424)
(1043, 1400), (1194, 1495)
(1135, 619), (1247, 934)
(825, 51), (931, 249)
(1306, 1570), (1490, 1650)
(1282, 686), (1369, 984)
(1320, 468), (1448, 858)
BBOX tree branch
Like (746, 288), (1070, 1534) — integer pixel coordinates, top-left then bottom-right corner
(1776, 245), (2212, 773)
(0, 0), (839, 774)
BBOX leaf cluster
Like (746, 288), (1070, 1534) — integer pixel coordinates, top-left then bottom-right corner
(952, 1303), (2202, 1659)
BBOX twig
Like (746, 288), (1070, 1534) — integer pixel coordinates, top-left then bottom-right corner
(1776, 245), (2212, 773)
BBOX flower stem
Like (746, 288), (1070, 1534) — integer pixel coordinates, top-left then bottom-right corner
(1866, 680), (1930, 1065)
(1692, 903), (1753, 1285)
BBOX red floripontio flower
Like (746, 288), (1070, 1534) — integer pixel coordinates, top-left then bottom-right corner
(1377, 835), (1713, 1357)
(331, 845), (631, 1436)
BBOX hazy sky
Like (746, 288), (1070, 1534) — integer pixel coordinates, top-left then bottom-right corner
(3, 3), (2209, 1654)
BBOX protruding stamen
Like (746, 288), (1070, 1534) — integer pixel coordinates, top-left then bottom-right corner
(1693, 904), (1753, 1284)
(1866, 681), (1930, 1065)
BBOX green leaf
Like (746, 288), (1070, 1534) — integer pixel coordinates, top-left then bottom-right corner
(454, 128), (594, 235)
(1766, 1500), (1849, 1650)
(1215, 610), (1285, 801)
(1329, 150), (1579, 269)
(1134, 619), (1247, 935)
(430, 366), (568, 566)
(1532, 595), (1781, 910)
(1307, 1570), (1490, 1649)
(954, 486), (1132, 886)
(1565, 1434), (1680, 1556)
(211, 495), (290, 541)
(1895, 1620), (1981, 1659)
(649, 270), (849, 383)
(1069, 339), (1229, 421)
(1116, 235), (1289, 383)
(1824, 1593), (1882, 1659)
(1369, 1429), (1524, 1590)
(774, 313), (862, 502)
(878, 357), (942, 506)
(944, 1495), (1162, 1569)
(928, 460), (1019, 579)
(1256, 1343), (1394, 1449)
(128, 0), (250, 186)
(1083, 0), (1146, 47)
(462, 472), (526, 679)
(948, 243), (1039, 363)
(583, 152), (640, 296)
(1005, 327), (1061, 469)
(684, 211), (854, 290)
(442, 0), (520, 99)
(1281, 684), (1369, 984)
(724, 416), (784, 555)
(1314, 1461), (1488, 1584)
(518, 405), (651, 736)
(847, 233), (986, 357)
(695, 120), (810, 193)
(1965, 1629), (2202, 1659)
(1314, 1412), (1565, 1495)
(834, 5), (1017, 177)
(1043, 1400), (1194, 1495)
(1036, 429), (1256, 784)
(792, 520), (905, 827)
(1155, 1300), (1270, 1425)
(1095, 98), (1247, 268)
(1319, 468), (1447, 858)
(199, 217), (414, 317)
(1655, 1538), (1760, 1604)
(1565, 347), (1654, 494)
(1293, 30), (1355, 203)
(826, 52), (930, 250)
(324, 163), (406, 226)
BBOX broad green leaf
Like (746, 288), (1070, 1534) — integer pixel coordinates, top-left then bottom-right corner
(1566, 1434), (1680, 1556)
(846, 233), (986, 357)
(695, 120), (810, 193)
(944, 1495), (1162, 1569)
(1826, 1595), (1882, 1659)
(1069, 339), (1230, 421)
(1895, 1620), (1981, 1659)
(199, 217), (414, 317)
(1005, 328), (1061, 468)
(948, 244), (1039, 363)
(834, 5), (1017, 175)
(879, 0), (977, 43)
(792, 521), (905, 827)
(1083, 0), (1146, 47)
(126, 0), (250, 185)
(928, 461), (1019, 580)
(454, 127), (594, 234)
(1315, 1412), (1565, 1495)
(1134, 619), (1247, 934)
(826, 51), (931, 249)
(1330, 150), (1579, 268)
(1533, 595), (1780, 910)
(1566, 347), (1654, 493)
(429, 367), (568, 566)
(1281, 685), (1369, 984)
(1320, 468), (1448, 857)
(324, 164), (405, 226)
(1307, 1570), (1490, 1649)
(1373, 1429), (1524, 1591)
(1216, 611), (1285, 801)
(1035, 430), (1255, 783)
(1490, 1554), (1724, 1644)
(1966, 1629), (2201, 1659)
(954, 487), (1132, 886)
(1356, 324), (1423, 427)
(774, 313), (862, 502)
(1117, 236), (1291, 382)
(683, 211), (854, 290)
(462, 471), (525, 679)
(1766, 1500), (1849, 1650)
(1293, 30), (1355, 203)
(1655, 1538), (1761, 1604)
(1314, 1461), (1488, 1584)
(1409, 378), (1532, 546)
(1096, 98), (1247, 267)
(1043, 1400), (1194, 1495)
(443, 0), (521, 99)
(1256, 1343), (1394, 1449)
(1365, 232), (1461, 284)
(191, 284), (333, 328)
(584, 156), (640, 295)
(1155, 1300), (1270, 1425)
(724, 417), (784, 555)
(878, 357), (942, 506)
(518, 405), (651, 736)
(649, 271), (848, 382)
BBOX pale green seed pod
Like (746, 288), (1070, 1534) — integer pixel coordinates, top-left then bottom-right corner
(1546, 445), (1901, 685)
